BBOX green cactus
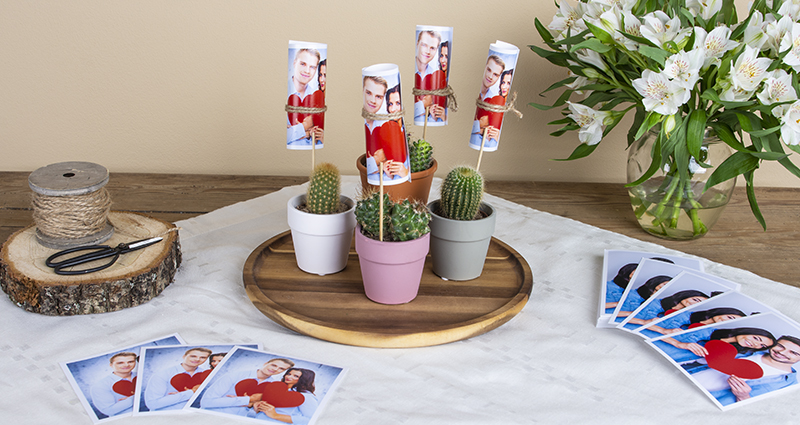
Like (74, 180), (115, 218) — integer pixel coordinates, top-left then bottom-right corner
(306, 162), (342, 214)
(440, 166), (484, 220)
(389, 199), (431, 241)
(409, 139), (433, 173)
(355, 190), (393, 240)
(356, 192), (430, 241)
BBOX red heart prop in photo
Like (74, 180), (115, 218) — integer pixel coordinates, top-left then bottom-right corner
(287, 90), (325, 129)
(112, 377), (136, 397)
(415, 71), (447, 108)
(170, 369), (212, 392)
(260, 381), (304, 408)
(705, 340), (764, 379)
(364, 120), (407, 163)
(474, 95), (507, 130)
(234, 380), (304, 408)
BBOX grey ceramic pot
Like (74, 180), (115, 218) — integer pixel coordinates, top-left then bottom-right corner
(427, 200), (496, 281)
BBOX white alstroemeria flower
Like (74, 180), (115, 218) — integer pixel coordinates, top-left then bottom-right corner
(566, 101), (610, 145)
(758, 70), (798, 117)
(780, 100), (800, 146)
(549, 1), (588, 41)
(640, 11), (690, 48)
(730, 46), (772, 92)
(663, 49), (704, 88)
(694, 26), (738, 68)
(720, 86), (756, 102)
(633, 70), (690, 115)
(780, 23), (800, 72)
(592, 0), (636, 10)
(576, 49), (609, 71)
(744, 11), (768, 51)
(764, 14), (793, 56)
(686, 0), (723, 20)
(778, 0), (800, 21)
(565, 70), (592, 94)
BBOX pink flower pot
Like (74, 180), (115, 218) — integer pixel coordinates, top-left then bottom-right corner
(354, 225), (430, 305)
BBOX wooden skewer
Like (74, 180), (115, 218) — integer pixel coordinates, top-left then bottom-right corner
(476, 130), (488, 172)
(379, 164), (384, 242)
(423, 107), (429, 140)
(311, 132), (316, 170)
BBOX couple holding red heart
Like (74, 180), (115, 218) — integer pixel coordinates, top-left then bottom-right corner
(287, 46), (326, 149)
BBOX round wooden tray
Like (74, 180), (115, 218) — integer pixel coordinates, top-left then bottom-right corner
(243, 230), (532, 348)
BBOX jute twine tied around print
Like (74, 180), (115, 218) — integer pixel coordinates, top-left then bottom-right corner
(361, 108), (405, 122)
(412, 86), (459, 112)
(31, 188), (112, 239)
(475, 92), (523, 118)
(285, 104), (328, 114)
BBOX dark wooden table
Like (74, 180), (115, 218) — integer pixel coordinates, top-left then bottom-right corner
(2, 172), (798, 288)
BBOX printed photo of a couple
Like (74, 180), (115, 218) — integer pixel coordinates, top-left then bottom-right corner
(187, 346), (345, 424)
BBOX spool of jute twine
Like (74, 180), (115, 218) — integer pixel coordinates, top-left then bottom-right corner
(475, 92), (523, 119)
(412, 85), (459, 112)
(28, 161), (115, 249)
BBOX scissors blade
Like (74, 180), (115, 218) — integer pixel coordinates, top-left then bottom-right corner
(126, 236), (164, 251)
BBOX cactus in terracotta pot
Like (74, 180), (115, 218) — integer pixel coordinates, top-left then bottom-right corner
(306, 162), (341, 214)
(439, 166), (484, 220)
(409, 138), (434, 173)
(356, 191), (430, 241)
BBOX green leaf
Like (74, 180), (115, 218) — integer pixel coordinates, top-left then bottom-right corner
(529, 101), (560, 111)
(541, 76), (577, 94)
(708, 122), (746, 151)
(571, 38), (613, 54)
(576, 83), (617, 91)
(534, 18), (554, 45)
(626, 135), (663, 187)
(585, 21), (614, 44)
(634, 112), (663, 140)
(639, 46), (670, 66)
(744, 171), (767, 230)
(687, 109), (707, 160)
(553, 143), (598, 161)
(628, 107), (647, 147)
(704, 151), (759, 191)
(745, 126), (781, 138)
(620, 31), (658, 48)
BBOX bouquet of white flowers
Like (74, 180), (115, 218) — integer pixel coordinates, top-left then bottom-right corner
(532, 0), (800, 238)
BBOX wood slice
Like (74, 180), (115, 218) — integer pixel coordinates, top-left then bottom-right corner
(0, 211), (181, 315)
(243, 231), (533, 348)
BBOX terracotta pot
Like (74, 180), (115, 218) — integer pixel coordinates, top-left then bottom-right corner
(428, 200), (496, 281)
(287, 194), (356, 276)
(354, 225), (430, 305)
(356, 154), (437, 204)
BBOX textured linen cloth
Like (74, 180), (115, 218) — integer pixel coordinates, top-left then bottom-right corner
(2, 176), (799, 425)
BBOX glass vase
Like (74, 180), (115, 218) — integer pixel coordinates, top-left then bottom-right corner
(626, 130), (735, 241)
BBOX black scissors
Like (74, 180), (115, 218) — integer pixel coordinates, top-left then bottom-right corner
(45, 236), (164, 275)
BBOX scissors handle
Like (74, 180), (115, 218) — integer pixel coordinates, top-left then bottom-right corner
(45, 237), (163, 276)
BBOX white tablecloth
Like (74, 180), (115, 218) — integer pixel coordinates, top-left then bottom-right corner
(2, 176), (799, 424)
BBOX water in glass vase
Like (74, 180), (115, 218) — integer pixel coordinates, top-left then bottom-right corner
(628, 177), (731, 241)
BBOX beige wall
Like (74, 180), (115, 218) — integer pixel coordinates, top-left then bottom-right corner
(2, 0), (798, 186)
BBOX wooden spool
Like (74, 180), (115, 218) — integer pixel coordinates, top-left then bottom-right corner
(0, 211), (181, 315)
(28, 161), (114, 249)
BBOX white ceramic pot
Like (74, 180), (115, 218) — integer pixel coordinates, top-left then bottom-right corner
(287, 194), (356, 276)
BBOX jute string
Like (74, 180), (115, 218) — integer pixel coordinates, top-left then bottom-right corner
(411, 85), (459, 111)
(31, 188), (112, 239)
(475, 92), (523, 118)
(285, 104), (328, 114)
(361, 108), (405, 121)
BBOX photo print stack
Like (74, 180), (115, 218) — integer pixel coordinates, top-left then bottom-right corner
(599, 250), (800, 411)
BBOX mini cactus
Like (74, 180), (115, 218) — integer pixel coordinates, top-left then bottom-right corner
(306, 162), (342, 214)
(440, 166), (484, 220)
(390, 199), (431, 241)
(355, 190), (393, 240)
(409, 139), (433, 173)
(356, 191), (430, 241)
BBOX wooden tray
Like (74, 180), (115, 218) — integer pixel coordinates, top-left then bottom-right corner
(243, 231), (532, 348)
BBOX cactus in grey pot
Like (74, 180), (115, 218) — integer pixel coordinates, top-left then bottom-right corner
(440, 166), (484, 220)
(356, 191), (430, 241)
(390, 199), (431, 241)
(306, 162), (342, 214)
(409, 138), (434, 173)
